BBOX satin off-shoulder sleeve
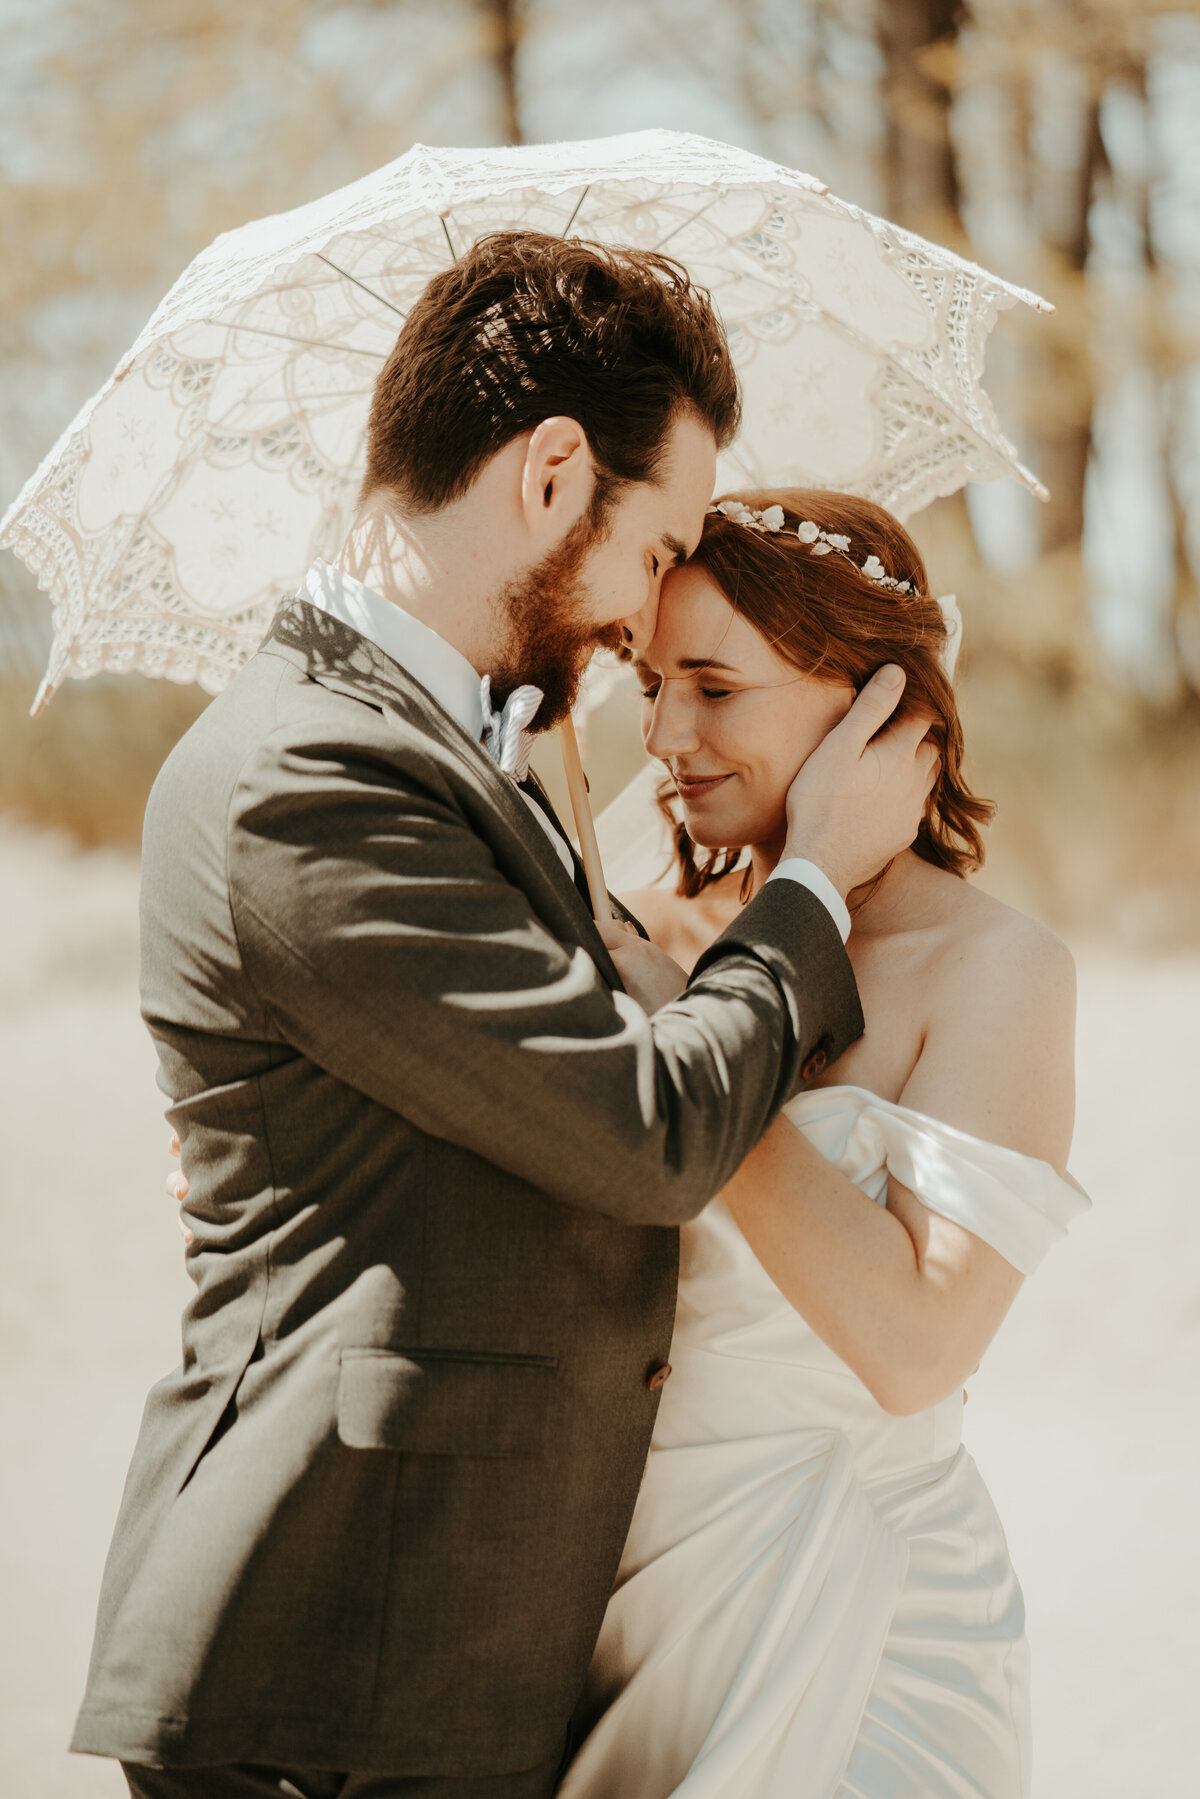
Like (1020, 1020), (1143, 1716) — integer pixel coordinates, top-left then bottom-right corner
(860, 1097), (1089, 1276)
(787, 1085), (1089, 1277)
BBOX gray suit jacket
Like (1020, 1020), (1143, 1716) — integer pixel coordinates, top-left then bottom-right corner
(72, 597), (862, 1779)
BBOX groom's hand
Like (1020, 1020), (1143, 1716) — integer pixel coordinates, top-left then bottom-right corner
(782, 666), (938, 899)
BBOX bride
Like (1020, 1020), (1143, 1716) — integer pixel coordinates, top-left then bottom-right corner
(561, 490), (1088, 1799)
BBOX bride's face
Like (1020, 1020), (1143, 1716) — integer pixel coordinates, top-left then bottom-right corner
(636, 565), (855, 854)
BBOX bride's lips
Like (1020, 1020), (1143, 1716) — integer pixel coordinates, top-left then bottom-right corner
(673, 772), (731, 801)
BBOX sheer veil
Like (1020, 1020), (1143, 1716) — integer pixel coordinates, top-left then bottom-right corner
(595, 761), (677, 896)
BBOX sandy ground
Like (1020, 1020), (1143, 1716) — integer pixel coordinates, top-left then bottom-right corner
(1, 818), (1197, 1798)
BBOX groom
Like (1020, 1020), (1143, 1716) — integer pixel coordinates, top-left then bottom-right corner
(75, 231), (934, 1798)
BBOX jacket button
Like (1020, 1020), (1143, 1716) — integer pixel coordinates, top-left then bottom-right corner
(646, 1362), (672, 1392)
(800, 1048), (828, 1082)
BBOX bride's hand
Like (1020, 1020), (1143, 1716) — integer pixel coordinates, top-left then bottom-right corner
(597, 919), (689, 1013)
(166, 1130), (192, 1244)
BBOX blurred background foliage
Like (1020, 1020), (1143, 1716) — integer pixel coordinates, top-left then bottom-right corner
(2, 0), (1199, 941)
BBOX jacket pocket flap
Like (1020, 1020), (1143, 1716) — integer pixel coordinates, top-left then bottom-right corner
(337, 1348), (557, 1457)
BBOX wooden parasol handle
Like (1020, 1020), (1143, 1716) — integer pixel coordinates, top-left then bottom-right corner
(557, 716), (611, 924)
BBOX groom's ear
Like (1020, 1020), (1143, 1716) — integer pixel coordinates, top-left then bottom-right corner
(520, 417), (595, 542)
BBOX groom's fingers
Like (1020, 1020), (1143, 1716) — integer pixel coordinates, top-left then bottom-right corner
(836, 665), (906, 754)
(885, 710), (933, 750)
(874, 711), (940, 792)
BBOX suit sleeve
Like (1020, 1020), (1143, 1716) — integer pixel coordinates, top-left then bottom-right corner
(229, 731), (863, 1226)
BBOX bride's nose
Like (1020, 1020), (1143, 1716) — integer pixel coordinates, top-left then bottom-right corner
(643, 683), (701, 760)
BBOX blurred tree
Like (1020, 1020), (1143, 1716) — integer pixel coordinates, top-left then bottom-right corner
(483, 0), (525, 144)
(951, 0), (1200, 699)
(879, 0), (961, 230)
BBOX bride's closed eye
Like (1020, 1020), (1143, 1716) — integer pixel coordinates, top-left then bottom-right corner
(677, 683), (736, 701)
(638, 679), (735, 702)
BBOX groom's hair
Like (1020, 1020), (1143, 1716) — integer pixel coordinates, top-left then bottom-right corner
(360, 230), (740, 512)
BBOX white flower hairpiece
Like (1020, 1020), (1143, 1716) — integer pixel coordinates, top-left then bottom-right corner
(708, 502), (913, 595)
(713, 499), (785, 532)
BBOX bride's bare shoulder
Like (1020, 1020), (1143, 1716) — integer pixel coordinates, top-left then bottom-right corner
(925, 867), (1074, 995)
(900, 863), (1076, 1167)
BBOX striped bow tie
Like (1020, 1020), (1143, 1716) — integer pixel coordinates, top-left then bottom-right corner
(480, 676), (543, 782)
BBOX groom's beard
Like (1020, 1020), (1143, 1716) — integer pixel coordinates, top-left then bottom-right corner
(489, 512), (624, 732)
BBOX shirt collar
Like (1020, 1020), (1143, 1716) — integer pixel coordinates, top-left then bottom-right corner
(302, 559), (484, 741)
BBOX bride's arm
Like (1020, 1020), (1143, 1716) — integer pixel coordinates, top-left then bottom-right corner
(721, 912), (1076, 1416)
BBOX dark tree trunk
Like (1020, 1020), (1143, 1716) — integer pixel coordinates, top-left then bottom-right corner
(879, 0), (963, 228)
(485, 0), (523, 145)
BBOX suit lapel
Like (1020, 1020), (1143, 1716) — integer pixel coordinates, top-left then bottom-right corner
(519, 772), (650, 942)
(519, 775), (591, 906)
(258, 597), (626, 987)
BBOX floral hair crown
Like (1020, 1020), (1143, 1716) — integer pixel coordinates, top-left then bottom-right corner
(708, 499), (914, 596)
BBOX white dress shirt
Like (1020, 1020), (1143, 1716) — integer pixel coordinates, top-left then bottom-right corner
(300, 560), (849, 942)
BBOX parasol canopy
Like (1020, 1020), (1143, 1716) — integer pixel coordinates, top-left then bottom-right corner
(0, 128), (1051, 713)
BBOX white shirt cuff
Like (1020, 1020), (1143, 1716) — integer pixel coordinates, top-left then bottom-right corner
(765, 858), (851, 943)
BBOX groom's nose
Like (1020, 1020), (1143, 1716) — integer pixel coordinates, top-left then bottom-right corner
(619, 591), (660, 656)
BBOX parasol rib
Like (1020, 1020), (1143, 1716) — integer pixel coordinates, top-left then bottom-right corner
(314, 254), (409, 320)
(214, 322), (388, 359)
(649, 191), (725, 254)
(561, 185), (592, 238)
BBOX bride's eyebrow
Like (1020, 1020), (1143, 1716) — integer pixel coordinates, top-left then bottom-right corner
(631, 656), (741, 677)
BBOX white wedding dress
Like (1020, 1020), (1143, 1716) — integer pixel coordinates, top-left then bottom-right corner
(559, 1084), (1088, 1799)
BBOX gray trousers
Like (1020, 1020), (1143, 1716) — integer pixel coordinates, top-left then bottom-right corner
(121, 1754), (565, 1799)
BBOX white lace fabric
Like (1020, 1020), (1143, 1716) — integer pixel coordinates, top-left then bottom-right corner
(0, 130), (1050, 711)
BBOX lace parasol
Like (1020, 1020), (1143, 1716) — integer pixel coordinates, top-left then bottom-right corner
(0, 129), (1051, 711)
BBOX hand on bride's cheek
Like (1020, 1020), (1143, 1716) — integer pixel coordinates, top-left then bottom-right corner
(637, 567), (854, 855)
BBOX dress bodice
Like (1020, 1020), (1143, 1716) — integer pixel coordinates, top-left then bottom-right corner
(659, 1085), (1088, 1487)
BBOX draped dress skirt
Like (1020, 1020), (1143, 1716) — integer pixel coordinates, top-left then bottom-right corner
(560, 1086), (1088, 1799)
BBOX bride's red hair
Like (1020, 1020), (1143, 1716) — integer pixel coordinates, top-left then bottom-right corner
(661, 487), (995, 899)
